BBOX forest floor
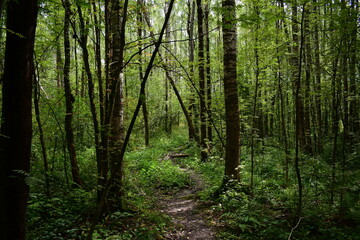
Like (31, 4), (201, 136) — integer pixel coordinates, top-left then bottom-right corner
(157, 153), (218, 239)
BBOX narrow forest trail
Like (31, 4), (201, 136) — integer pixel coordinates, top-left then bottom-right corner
(158, 153), (217, 240)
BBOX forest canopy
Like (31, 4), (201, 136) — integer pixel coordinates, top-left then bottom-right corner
(0, 0), (359, 239)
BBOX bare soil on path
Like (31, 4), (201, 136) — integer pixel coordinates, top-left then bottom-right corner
(158, 155), (218, 240)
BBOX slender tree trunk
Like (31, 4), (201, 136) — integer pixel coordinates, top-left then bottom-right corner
(34, 65), (51, 197)
(278, 60), (290, 185)
(222, 0), (240, 181)
(330, 55), (340, 205)
(56, 40), (64, 88)
(74, 3), (103, 200)
(160, 58), (198, 143)
(90, 0), (107, 202)
(291, 2), (306, 152)
(164, 0), (172, 134)
(304, 4), (313, 154)
(313, 0), (323, 153)
(197, 0), (208, 161)
(348, 0), (358, 135)
(294, 2), (306, 216)
(0, 0), (38, 238)
(187, 0), (198, 141)
(137, 0), (150, 146)
(63, 0), (83, 187)
(250, 3), (261, 188)
(276, 3), (290, 185)
(204, 1), (212, 144)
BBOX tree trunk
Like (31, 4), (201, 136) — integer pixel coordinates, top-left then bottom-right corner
(161, 59), (198, 143)
(276, 2), (290, 185)
(313, 0), (323, 153)
(164, 0), (171, 134)
(137, 0), (150, 146)
(56, 41), (64, 88)
(348, 0), (358, 135)
(62, 0), (83, 187)
(187, 0), (198, 141)
(205, 1), (212, 144)
(294, 2), (306, 216)
(107, 0), (128, 209)
(0, 0), (38, 238)
(197, 0), (208, 161)
(304, 4), (313, 154)
(291, 1), (306, 152)
(34, 65), (51, 197)
(74, 3), (103, 200)
(222, 0), (240, 181)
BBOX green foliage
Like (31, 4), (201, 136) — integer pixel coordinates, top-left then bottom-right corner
(126, 130), (192, 201)
(191, 143), (360, 240)
(27, 189), (92, 240)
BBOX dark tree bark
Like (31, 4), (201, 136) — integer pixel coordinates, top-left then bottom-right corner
(303, 4), (313, 154)
(348, 0), (358, 135)
(291, 1), (306, 151)
(56, 41), (64, 88)
(204, 1), (212, 144)
(197, 0), (208, 161)
(164, 0), (172, 134)
(62, 0), (83, 187)
(107, 0), (128, 209)
(250, 3), (260, 188)
(73, 3), (103, 200)
(222, 0), (240, 180)
(34, 65), (51, 197)
(90, 0), (106, 201)
(313, 0), (323, 153)
(0, 0), (38, 238)
(187, 0), (198, 141)
(276, 1), (290, 185)
(294, 2), (306, 215)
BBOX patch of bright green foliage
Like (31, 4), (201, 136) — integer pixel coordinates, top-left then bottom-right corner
(180, 137), (360, 240)
(27, 128), (192, 239)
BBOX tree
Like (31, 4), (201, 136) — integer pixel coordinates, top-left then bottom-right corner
(62, 0), (83, 187)
(137, 0), (150, 146)
(0, 0), (38, 238)
(106, 0), (129, 209)
(222, 0), (240, 180)
(197, 0), (208, 161)
(187, 0), (198, 141)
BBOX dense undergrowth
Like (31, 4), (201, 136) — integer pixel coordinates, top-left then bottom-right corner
(180, 138), (360, 240)
(27, 129), (192, 239)
(27, 127), (360, 239)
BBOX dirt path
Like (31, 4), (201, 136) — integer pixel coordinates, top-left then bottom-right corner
(159, 157), (217, 239)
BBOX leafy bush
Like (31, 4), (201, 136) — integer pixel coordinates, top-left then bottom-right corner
(27, 189), (92, 239)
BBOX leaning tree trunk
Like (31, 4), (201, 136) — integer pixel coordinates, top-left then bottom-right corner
(0, 0), (38, 238)
(222, 0), (240, 181)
